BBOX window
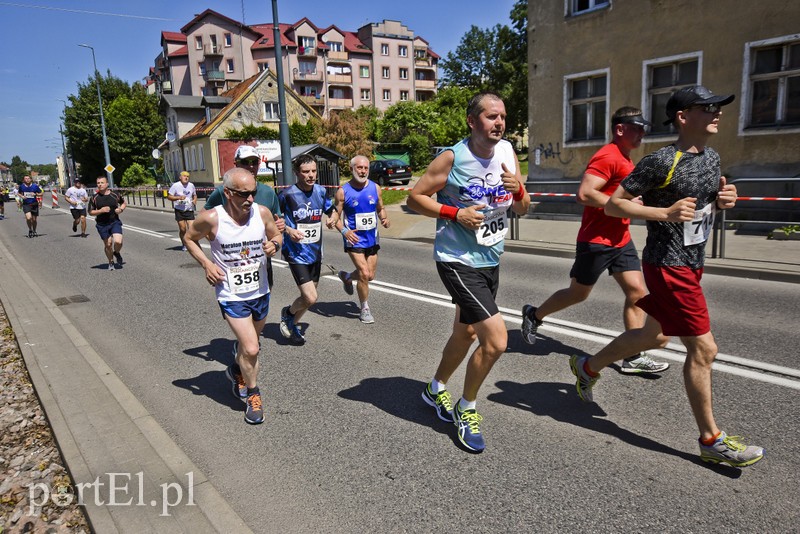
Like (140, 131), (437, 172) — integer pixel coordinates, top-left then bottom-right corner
(382, 89), (391, 101)
(264, 101), (279, 121)
(399, 68), (408, 80)
(382, 66), (390, 79)
(299, 36), (315, 55)
(224, 33), (232, 47)
(195, 36), (202, 50)
(744, 35), (800, 130)
(400, 90), (409, 101)
(258, 62), (268, 72)
(190, 146), (197, 171)
(183, 148), (189, 170)
(328, 41), (343, 52)
(381, 43), (389, 56)
(360, 65), (370, 78)
(298, 60), (316, 75)
(565, 70), (608, 143)
(644, 53), (700, 135)
(226, 59), (234, 73)
(198, 146), (205, 170)
(569, 0), (610, 16)
(399, 45), (408, 57)
(415, 49), (427, 60)
(198, 63), (206, 76)
(361, 89), (371, 101)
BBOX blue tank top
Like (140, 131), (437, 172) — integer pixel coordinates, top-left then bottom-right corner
(342, 181), (381, 249)
(279, 183), (333, 264)
(433, 138), (516, 268)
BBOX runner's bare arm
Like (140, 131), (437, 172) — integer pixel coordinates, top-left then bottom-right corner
(260, 205), (283, 256)
(606, 185), (695, 222)
(328, 187), (345, 230)
(185, 210), (225, 285)
(716, 176), (737, 210)
(376, 185), (390, 228)
(503, 154), (530, 216)
(577, 173), (612, 209)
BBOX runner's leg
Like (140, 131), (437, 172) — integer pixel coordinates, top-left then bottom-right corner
(681, 331), (720, 441)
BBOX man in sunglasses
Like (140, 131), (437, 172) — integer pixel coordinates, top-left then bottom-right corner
(569, 85), (765, 467)
(185, 167), (283, 425)
(204, 145), (285, 287)
(522, 106), (669, 374)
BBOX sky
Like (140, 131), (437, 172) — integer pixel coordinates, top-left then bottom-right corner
(0, 0), (517, 166)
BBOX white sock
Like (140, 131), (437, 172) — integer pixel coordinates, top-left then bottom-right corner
(361, 300), (369, 310)
(458, 398), (476, 411)
(429, 379), (445, 394)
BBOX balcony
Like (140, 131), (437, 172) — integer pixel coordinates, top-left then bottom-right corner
(415, 79), (436, 89)
(327, 73), (352, 84)
(414, 57), (432, 67)
(328, 50), (349, 61)
(300, 94), (325, 106)
(328, 98), (353, 108)
(161, 80), (172, 93)
(293, 70), (323, 82)
(298, 46), (316, 57)
(203, 70), (225, 81)
(203, 44), (223, 57)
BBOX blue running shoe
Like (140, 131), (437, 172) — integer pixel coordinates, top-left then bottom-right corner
(453, 403), (485, 453)
(244, 392), (264, 424)
(225, 365), (247, 401)
(289, 324), (305, 345)
(279, 306), (294, 339)
(421, 383), (454, 422)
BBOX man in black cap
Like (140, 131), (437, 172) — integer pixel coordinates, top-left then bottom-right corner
(522, 106), (670, 374)
(569, 85), (765, 467)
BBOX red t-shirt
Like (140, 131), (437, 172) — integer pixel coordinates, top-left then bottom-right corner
(576, 142), (633, 247)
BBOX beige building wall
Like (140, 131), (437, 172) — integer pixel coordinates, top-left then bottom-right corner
(528, 0), (800, 180)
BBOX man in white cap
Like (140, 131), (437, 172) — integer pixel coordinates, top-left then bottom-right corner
(167, 171), (197, 251)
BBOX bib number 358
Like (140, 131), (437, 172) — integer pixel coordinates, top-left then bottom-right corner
(228, 262), (263, 294)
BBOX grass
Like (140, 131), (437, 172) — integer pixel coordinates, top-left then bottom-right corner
(382, 189), (410, 206)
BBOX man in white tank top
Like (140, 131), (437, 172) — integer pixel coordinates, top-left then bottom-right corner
(185, 167), (283, 425)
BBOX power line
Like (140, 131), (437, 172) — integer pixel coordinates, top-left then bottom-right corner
(0, 2), (174, 21)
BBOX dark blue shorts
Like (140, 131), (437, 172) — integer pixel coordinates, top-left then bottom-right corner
(96, 220), (123, 240)
(218, 293), (270, 321)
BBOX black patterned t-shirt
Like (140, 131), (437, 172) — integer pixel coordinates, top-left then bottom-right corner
(621, 144), (720, 268)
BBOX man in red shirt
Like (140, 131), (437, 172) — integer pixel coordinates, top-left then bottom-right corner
(521, 107), (669, 374)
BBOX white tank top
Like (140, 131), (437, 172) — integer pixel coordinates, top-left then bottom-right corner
(211, 204), (268, 301)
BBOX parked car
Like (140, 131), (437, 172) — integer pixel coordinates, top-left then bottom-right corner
(368, 159), (412, 186)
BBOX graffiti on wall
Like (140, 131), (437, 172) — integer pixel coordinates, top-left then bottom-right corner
(534, 142), (573, 165)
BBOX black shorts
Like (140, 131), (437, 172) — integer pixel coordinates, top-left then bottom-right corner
(22, 204), (39, 215)
(436, 261), (500, 325)
(174, 209), (195, 221)
(569, 240), (641, 286)
(345, 244), (380, 257)
(71, 208), (87, 220)
(289, 261), (321, 286)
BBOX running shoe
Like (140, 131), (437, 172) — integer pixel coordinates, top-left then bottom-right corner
(113, 251), (123, 265)
(32, 231), (38, 237)
(620, 353), (670, 374)
(279, 306), (294, 339)
(338, 270), (354, 295)
(421, 383), (454, 422)
(360, 307), (375, 324)
(28, 230), (33, 238)
(570, 354), (600, 402)
(72, 220), (78, 232)
(225, 365), (247, 401)
(244, 392), (264, 424)
(108, 262), (115, 271)
(289, 325), (306, 345)
(521, 304), (543, 345)
(699, 432), (765, 467)
(453, 403), (485, 452)
(181, 245), (187, 252)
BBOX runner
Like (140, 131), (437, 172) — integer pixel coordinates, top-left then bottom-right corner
(185, 167), (282, 425)
(407, 91), (530, 452)
(64, 178), (89, 237)
(0, 185), (7, 219)
(278, 154), (335, 344)
(570, 85), (764, 467)
(88, 176), (126, 270)
(18, 175), (43, 237)
(521, 107), (669, 374)
(167, 171), (197, 251)
(332, 155), (390, 324)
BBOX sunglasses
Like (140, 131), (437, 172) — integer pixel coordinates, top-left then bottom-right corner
(688, 103), (722, 114)
(238, 158), (260, 166)
(226, 187), (257, 199)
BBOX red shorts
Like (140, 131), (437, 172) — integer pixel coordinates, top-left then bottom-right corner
(636, 263), (710, 337)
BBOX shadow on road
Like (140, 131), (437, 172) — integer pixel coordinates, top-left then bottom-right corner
(182, 337), (234, 365)
(308, 300), (362, 321)
(172, 370), (243, 411)
(505, 328), (590, 358)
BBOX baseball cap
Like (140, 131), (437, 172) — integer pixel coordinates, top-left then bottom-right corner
(234, 145), (259, 161)
(663, 85), (735, 125)
(180, 171), (190, 177)
(612, 114), (651, 128)
(73, 178), (81, 183)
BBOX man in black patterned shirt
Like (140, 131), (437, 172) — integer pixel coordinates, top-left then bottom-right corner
(568, 85), (764, 468)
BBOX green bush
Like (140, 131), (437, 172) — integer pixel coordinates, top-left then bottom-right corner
(120, 163), (156, 187)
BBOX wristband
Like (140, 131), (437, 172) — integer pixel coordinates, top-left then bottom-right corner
(340, 228), (348, 236)
(270, 240), (280, 251)
(439, 204), (459, 221)
(513, 183), (526, 201)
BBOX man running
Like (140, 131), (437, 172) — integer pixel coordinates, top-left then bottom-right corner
(278, 154), (335, 344)
(167, 171), (197, 251)
(332, 155), (390, 324)
(521, 107), (669, 374)
(569, 85), (764, 467)
(64, 178), (89, 237)
(19, 175), (43, 237)
(88, 176), (126, 270)
(186, 167), (282, 425)
(0, 186), (7, 219)
(407, 91), (530, 452)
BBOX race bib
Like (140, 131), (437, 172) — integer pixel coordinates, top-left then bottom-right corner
(226, 262), (264, 294)
(73, 200), (85, 209)
(355, 211), (377, 231)
(476, 208), (509, 247)
(24, 192), (35, 199)
(683, 203), (716, 246)
(297, 222), (321, 244)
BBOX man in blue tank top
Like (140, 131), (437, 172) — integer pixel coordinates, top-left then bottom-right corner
(278, 154), (335, 344)
(331, 155), (390, 324)
(408, 92), (530, 453)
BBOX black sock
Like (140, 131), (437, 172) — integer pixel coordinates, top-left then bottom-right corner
(247, 386), (260, 396)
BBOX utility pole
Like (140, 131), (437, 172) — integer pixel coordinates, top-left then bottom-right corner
(79, 44), (114, 187)
(271, 0), (293, 186)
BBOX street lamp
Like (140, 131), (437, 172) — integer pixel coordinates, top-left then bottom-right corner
(78, 43), (113, 187)
(57, 99), (76, 185)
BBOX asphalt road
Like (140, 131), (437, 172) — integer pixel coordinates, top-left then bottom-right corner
(1, 205), (799, 533)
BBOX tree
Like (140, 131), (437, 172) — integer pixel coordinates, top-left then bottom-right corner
(8, 155), (29, 181)
(439, 0), (528, 139)
(316, 109), (375, 174)
(120, 162), (156, 187)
